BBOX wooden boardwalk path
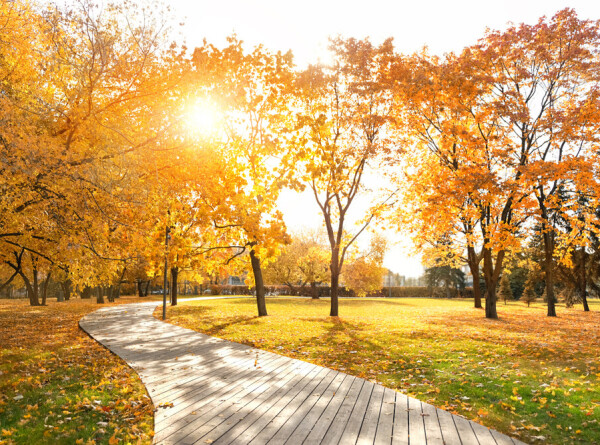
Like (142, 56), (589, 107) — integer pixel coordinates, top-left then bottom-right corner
(79, 302), (527, 445)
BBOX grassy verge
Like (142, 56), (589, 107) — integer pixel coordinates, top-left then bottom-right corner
(0, 297), (154, 445)
(158, 297), (600, 445)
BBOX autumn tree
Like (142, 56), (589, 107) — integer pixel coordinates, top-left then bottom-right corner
(498, 273), (513, 305)
(294, 37), (397, 316)
(522, 273), (538, 307)
(343, 234), (387, 298)
(471, 9), (600, 316)
(189, 38), (296, 316)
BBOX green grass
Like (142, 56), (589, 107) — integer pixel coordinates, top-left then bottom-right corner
(0, 297), (154, 445)
(159, 297), (600, 444)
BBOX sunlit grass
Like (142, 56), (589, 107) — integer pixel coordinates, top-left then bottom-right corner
(160, 297), (600, 445)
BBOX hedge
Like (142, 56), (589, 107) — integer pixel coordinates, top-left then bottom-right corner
(207, 285), (475, 299)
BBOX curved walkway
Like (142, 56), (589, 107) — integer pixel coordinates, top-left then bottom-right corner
(79, 301), (526, 445)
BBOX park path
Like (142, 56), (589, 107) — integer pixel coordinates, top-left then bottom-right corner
(79, 301), (527, 445)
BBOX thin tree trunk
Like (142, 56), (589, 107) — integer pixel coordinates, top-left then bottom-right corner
(41, 271), (52, 306)
(579, 249), (590, 312)
(107, 286), (114, 302)
(543, 232), (557, 317)
(171, 266), (178, 306)
(249, 248), (267, 316)
(330, 247), (340, 316)
(467, 245), (482, 308)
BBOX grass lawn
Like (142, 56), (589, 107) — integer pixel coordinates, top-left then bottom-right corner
(159, 297), (600, 445)
(0, 297), (155, 445)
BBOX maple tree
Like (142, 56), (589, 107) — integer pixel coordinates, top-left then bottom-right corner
(188, 38), (296, 316)
(294, 37), (397, 316)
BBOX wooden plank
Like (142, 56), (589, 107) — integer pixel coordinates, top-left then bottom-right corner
(421, 401), (445, 444)
(320, 378), (365, 444)
(356, 383), (385, 445)
(452, 414), (480, 445)
(198, 360), (314, 444)
(391, 392), (409, 445)
(152, 355), (286, 430)
(214, 362), (322, 445)
(246, 367), (333, 444)
(153, 354), (291, 442)
(337, 380), (375, 443)
(167, 357), (298, 444)
(435, 407), (462, 445)
(302, 374), (357, 444)
(190, 360), (310, 444)
(407, 397), (426, 445)
(261, 369), (340, 445)
(283, 372), (347, 444)
(491, 428), (517, 445)
(470, 419), (499, 445)
(374, 387), (396, 445)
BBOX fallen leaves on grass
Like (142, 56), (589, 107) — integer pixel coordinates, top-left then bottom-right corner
(0, 298), (154, 444)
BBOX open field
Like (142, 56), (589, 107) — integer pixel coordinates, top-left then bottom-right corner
(159, 297), (600, 445)
(0, 297), (154, 445)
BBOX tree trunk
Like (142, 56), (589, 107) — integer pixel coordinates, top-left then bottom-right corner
(249, 248), (267, 316)
(329, 245), (341, 316)
(542, 231), (557, 317)
(311, 281), (319, 299)
(579, 249), (590, 312)
(107, 286), (114, 302)
(81, 286), (92, 299)
(144, 280), (150, 297)
(60, 280), (71, 301)
(97, 286), (105, 304)
(482, 247), (500, 319)
(137, 279), (144, 297)
(171, 266), (178, 306)
(467, 246), (482, 308)
(41, 271), (52, 306)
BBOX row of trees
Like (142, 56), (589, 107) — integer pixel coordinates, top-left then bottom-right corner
(1, 1), (599, 319)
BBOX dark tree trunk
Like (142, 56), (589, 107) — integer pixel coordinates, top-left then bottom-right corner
(81, 286), (92, 299)
(311, 281), (319, 299)
(144, 280), (150, 297)
(20, 272), (40, 306)
(114, 267), (126, 299)
(482, 247), (502, 319)
(171, 266), (178, 306)
(137, 279), (144, 297)
(60, 280), (71, 301)
(467, 245), (482, 308)
(41, 271), (52, 306)
(579, 249), (590, 312)
(329, 245), (341, 316)
(249, 248), (267, 317)
(107, 286), (114, 302)
(97, 287), (105, 304)
(542, 231), (557, 317)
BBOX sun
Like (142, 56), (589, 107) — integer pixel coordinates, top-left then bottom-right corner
(187, 100), (221, 136)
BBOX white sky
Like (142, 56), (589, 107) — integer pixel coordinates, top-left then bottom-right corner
(167, 0), (599, 277)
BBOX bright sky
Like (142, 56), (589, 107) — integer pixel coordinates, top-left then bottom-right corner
(168, 0), (599, 277)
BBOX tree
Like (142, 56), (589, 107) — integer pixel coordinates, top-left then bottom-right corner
(498, 273), (513, 305)
(521, 273), (538, 307)
(474, 9), (600, 316)
(343, 234), (387, 298)
(190, 38), (296, 316)
(294, 37), (396, 316)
